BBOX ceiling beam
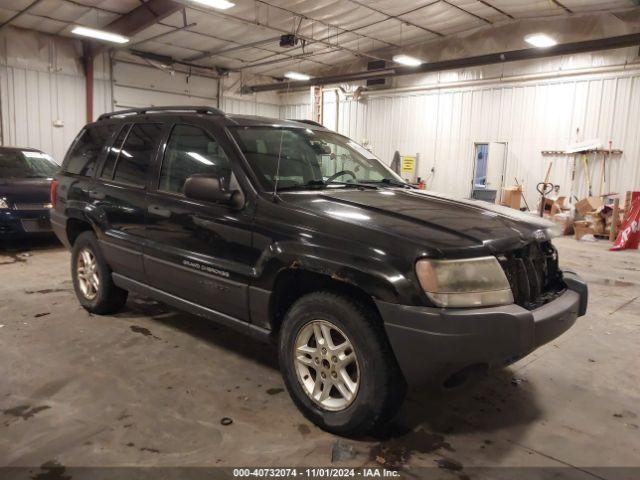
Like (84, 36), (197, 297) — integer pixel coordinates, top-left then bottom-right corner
(175, 29), (333, 68)
(123, 21), (196, 49)
(185, 4), (388, 63)
(245, 32), (640, 92)
(107, 0), (182, 35)
(252, 0), (401, 48)
(476, 1), (515, 20)
(551, 0), (573, 14)
(347, 0), (445, 37)
(441, 0), (492, 24)
(87, 0), (183, 56)
(184, 36), (283, 62)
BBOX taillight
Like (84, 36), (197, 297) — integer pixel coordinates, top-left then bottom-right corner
(50, 179), (59, 207)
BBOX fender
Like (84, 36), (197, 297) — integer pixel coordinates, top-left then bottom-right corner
(248, 238), (424, 325)
(256, 242), (403, 302)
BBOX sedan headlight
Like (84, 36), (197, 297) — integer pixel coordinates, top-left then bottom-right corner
(0, 197), (9, 209)
(416, 256), (514, 308)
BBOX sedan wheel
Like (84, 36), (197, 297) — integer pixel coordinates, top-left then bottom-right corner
(293, 319), (360, 411)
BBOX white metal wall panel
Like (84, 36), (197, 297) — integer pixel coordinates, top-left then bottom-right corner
(289, 69), (640, 207)
(0, 65), (85, 163)
(223, 96), (280, 118)
(279, 102), (311, 121)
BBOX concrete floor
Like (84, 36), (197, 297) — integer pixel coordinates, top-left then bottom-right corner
(0, 236), (639, 477)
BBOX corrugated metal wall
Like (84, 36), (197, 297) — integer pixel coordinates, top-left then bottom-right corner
(223, 96), (280, 118)
(279, 90), (311, 121)
(0, 65), (86, 163)
(283, 68), (640, 205)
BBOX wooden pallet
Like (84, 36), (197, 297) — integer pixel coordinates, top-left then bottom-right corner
(593, 233), (612, 240)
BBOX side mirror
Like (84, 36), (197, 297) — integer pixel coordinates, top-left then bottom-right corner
(184, 174), (244, 209)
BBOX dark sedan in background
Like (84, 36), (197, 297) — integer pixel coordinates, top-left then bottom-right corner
(0, 146), (59, 239)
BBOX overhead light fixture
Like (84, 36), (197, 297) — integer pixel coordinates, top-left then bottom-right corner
(187, 152), (214, 165)
(285, 71), (311, 81)
(190, 0), (235, 9)
(524, 33), (557, 48)
(71, 26), (129, 44)
(393, 54), (423, 67)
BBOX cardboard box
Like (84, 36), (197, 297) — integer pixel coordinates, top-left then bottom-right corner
(573, 221), (595, 240)
(575, 197), (603, 216)
(552, 213), (574, 235)
(499, 186), (522, 210)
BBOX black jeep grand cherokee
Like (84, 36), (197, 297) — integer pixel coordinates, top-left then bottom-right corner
(51, 106), (587, 435)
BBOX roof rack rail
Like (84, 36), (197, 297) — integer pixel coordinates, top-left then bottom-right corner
(98, 106), (224, 121)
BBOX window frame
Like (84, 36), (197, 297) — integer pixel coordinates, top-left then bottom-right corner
(153, 122), (240, 200)
(98, 123), (132, 181)
(98, 122), (165, 190)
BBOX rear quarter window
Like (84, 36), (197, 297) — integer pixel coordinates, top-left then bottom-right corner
(110, 123), (163, 187)
(64, 124), (117, 176)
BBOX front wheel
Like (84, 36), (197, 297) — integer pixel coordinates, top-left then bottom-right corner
(279, 292), (406, 436)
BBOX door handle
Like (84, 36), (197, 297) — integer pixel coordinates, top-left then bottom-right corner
(148, 204), (171, 218)
(88, 190), (105, 200)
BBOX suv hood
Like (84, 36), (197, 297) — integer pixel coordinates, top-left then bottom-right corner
(281, 188), (556, 256)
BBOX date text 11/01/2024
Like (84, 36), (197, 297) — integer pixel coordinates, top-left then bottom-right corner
(232, 468), (401, 477)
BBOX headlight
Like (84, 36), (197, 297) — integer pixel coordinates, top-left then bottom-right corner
(0, 197), (9, 209)
(415, 256), (514, 308)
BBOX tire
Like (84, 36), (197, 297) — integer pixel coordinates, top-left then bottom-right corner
(71, 231), (128, 314)
(279, 291), (406, 436)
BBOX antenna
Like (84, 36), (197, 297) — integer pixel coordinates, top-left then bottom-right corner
(272, 80), (292, 200)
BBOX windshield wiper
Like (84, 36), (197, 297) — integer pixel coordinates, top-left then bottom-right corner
(324, 181), (379, 190)
(362, 178), (413, 188)
(276, 180), (327, 192)
(277, 180), (378, 192)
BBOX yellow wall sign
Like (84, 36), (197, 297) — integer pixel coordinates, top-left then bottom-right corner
(401, 156), (416, 173)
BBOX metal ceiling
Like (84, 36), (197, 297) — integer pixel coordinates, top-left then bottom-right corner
(0, 0), (637, 78)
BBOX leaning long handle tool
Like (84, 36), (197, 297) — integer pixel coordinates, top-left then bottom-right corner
(537, 182), (554, 217)
(582, 154), (593, 197)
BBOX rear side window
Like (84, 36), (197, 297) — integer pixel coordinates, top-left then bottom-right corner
(100, 124), (131, 180)
(112, 124), (163, 187)
(64, 124), (117, 176)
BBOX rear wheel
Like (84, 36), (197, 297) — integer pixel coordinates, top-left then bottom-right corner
(71, 231), (128, 314)
(279, 291), (406, 436)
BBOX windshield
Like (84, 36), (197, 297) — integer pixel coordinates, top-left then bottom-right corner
(0, 150), (58, 178)
(230, 127), (405, 190)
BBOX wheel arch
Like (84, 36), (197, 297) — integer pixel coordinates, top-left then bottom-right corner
(268, 267), (388, 335)
(66, 216), (96, 246)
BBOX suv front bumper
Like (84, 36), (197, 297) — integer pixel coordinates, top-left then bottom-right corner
(376, 271), (588, 387)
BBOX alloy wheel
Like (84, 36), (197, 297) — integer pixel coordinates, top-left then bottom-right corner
(293, 319), (360, 411)
(77, 247), (99, 300)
